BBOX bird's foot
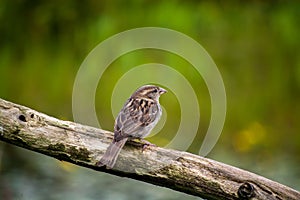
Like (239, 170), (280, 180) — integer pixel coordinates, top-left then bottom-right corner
(139, 139), (156, 151)
(129, 138), (156, 151)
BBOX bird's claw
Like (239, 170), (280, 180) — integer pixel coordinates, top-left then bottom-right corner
(140, 139), (156, 151)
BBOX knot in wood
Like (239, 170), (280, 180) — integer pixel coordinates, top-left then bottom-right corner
(238, 182), (255, 199)
(18, 114), (27, 122)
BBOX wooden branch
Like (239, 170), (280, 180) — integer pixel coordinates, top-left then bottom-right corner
(0, 98), (299, 200)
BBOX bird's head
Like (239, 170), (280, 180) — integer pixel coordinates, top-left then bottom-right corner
(132, 85), (167, 101)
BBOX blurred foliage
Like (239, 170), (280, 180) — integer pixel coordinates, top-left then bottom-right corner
(0, 0), (300, 199)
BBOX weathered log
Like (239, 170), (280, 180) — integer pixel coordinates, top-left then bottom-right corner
(0, 98), (299, 200)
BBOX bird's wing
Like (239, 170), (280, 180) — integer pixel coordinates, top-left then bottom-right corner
(114, 98), (159, 141)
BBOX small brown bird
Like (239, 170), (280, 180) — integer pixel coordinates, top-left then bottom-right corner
(96, 85), (167, 168)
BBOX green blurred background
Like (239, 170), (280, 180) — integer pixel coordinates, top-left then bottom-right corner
(1, 1), (300, 199)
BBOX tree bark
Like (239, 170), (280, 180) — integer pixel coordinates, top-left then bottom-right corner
(0, 98), (299, 200)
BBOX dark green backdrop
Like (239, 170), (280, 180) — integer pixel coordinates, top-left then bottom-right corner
(0, 1), (299, 199)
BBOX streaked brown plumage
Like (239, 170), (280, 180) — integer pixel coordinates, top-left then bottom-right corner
(96, 85), (167, 168)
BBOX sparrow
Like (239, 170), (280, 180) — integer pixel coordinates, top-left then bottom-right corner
(96, 85), (167, 168)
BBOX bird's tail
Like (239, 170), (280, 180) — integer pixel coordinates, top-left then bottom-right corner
(96, 137), (128, 169)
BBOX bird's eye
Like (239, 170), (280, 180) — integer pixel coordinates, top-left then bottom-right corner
(153, 88), (158, 93)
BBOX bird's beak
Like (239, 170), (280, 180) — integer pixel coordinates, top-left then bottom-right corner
(159, 88), (167, 95)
